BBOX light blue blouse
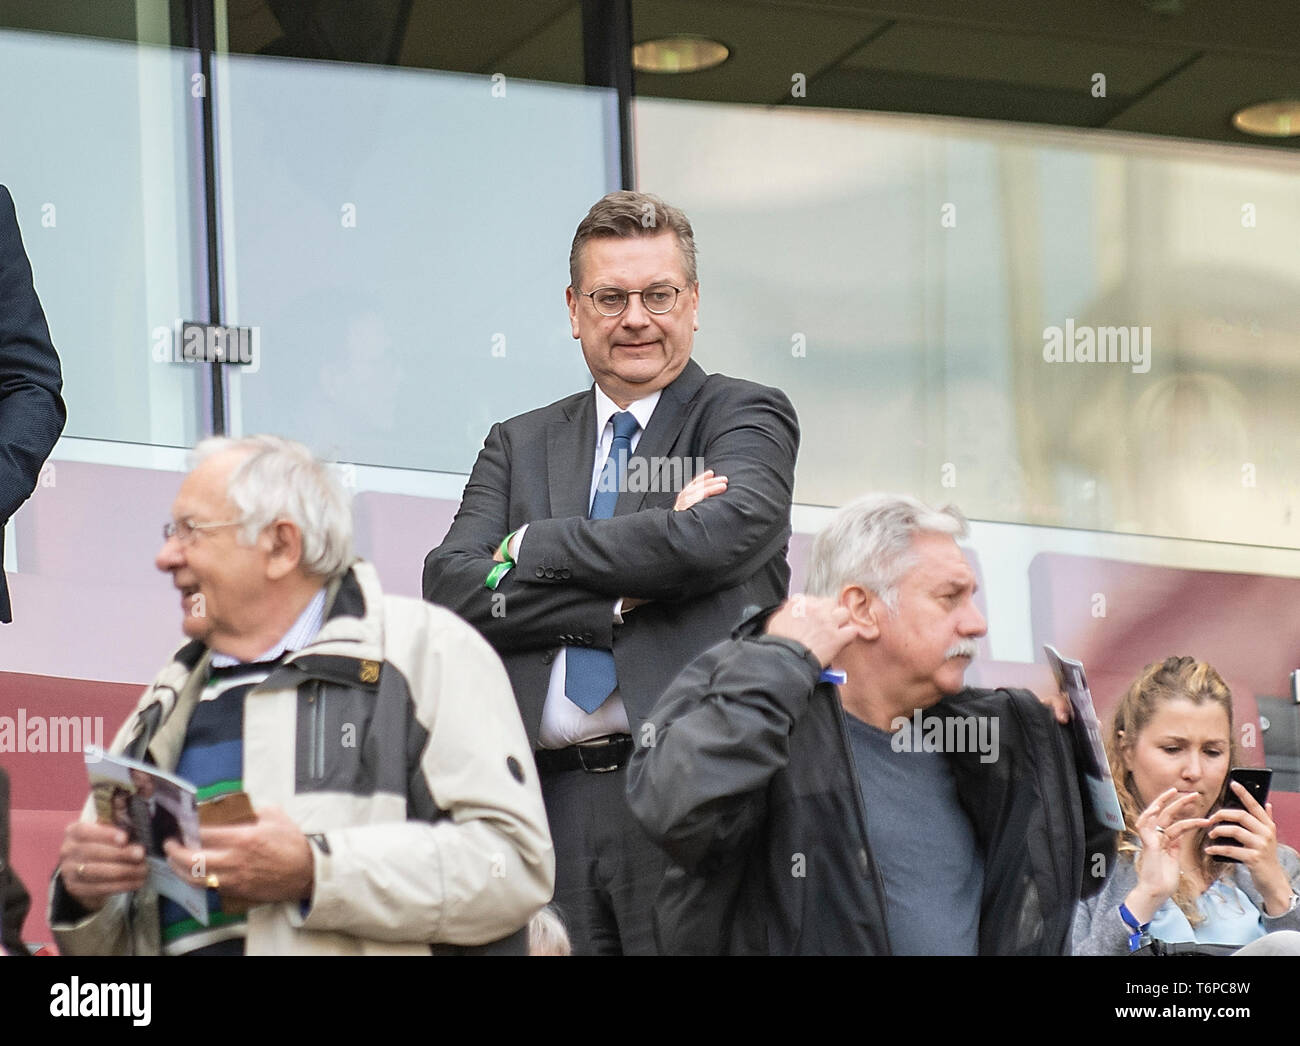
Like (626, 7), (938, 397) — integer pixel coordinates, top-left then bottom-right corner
(1148, 877), (1267, 947)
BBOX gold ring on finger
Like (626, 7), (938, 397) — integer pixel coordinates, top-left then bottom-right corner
(206, 873), (221, 890)
(77, 863), (86, 878)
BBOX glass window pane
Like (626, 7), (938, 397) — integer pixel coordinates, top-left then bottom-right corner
(219, 55), (616, 471)
(0, 27), (205, 448)
(635, 97), (1300, 549)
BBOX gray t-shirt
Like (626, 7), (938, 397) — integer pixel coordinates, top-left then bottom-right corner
(844, 711), (984, 955)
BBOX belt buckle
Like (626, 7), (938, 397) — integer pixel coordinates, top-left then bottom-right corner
(577, 737), (620, 773)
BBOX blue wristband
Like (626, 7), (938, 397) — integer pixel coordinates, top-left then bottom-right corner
(1118, 902), (1150, 952)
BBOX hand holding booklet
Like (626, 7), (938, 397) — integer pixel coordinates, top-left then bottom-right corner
(1042, 644), (1125, 832)
(84, 746), (208, 924)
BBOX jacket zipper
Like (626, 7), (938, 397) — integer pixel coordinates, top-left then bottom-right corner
(828, 685), (894, 954)
(317, 688), (326, 778)
(306, 688), (326, 780)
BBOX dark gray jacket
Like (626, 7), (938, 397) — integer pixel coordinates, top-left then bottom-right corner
(0, 185), (65, 623)
(422, 359), (798, 747)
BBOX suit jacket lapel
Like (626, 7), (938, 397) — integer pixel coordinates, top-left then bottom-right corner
(547, 389), (597, 519)
(616, 359), (708, 515)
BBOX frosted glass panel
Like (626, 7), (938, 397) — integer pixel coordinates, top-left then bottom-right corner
(636, 98), (1300, 548)
(220, 55), (617, 473)
(0, 29), (204, 448)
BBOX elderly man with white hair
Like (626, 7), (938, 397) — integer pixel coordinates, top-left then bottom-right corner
(50, 435), (554, 955)
(627, 492), (1113, 955)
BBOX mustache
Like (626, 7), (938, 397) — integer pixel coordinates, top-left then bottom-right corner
(944, 639), (979, 660)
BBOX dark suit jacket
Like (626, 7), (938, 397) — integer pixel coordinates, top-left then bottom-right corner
(1, 767), (31, 955)
(423, 358), (799, 746)
(0, 185), (66, 623)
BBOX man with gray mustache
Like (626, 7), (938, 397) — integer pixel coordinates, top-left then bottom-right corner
(628, 493), (1113, 955)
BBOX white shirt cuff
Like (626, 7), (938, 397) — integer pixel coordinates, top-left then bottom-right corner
(508, 524), (528, 561)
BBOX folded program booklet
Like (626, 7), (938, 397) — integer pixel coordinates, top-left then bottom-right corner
(1042, 645), (1125, 832)
(84, 746), (208, 924)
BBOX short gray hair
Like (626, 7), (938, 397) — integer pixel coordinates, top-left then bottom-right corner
(190, 435), (354, 580)
(805, 493), (968, 610)
(569, 190), (698, 288)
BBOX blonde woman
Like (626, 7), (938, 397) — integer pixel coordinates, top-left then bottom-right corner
(1073, 656), (1300, 954)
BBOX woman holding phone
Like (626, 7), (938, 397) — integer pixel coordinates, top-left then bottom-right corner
(1073, 656), (1300, 954)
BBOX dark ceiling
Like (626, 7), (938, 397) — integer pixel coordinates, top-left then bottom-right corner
(3, 0), (1297, 150)
(238, 0), (1300, 151)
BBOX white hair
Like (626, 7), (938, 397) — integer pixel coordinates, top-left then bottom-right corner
(190, 435), (354, 580)
(528, 904), (572, 957)
(805, 493), (968, 611)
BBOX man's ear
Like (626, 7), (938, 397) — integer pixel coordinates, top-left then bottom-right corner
(565, 285), (581, 339)
(842, 585), (882, 640)
(265, 520), (304, 581)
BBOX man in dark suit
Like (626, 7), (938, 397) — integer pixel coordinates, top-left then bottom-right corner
(1, 767), (31, 955)
(423, 191), (799, 954)
(0, 184), (66, 623)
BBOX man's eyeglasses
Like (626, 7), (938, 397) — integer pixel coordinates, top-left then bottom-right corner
(162, 517), (244, 544)
(576, 284), (685, 317)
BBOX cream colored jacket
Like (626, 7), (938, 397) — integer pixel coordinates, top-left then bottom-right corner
(50, 561), (554, 955)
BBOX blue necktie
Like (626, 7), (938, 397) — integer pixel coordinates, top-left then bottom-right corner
(566, 411), (639, 713)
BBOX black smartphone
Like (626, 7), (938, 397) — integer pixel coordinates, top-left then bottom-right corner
(1210, 767), (1272, 864)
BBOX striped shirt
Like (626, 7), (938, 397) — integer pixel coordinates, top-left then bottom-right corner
(161, 588), (326, 956)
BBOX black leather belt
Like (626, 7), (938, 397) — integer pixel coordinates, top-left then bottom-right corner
(535, 734), (634, 774)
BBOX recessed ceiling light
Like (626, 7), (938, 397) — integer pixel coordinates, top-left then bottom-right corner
(1232, 100), (1300, 137)
(633, 35), (730, 75)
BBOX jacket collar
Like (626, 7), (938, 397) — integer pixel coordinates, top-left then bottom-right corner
(614, 360), (707, 515)
(548, 359), (712, 518)
(732, 601), (780, 639)
(162, 561), (387, 687)
(133, 648), (212, 770)
(276, 561), (385, 689)
(135, 563), (388, 766)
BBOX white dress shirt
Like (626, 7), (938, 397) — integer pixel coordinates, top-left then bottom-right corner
(529, 386), (662, 748)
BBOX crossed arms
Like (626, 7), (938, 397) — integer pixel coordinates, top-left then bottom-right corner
(422, 380), (799, 654)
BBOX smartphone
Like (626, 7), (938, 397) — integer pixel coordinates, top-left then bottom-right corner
(1211, 767), (1272, 864)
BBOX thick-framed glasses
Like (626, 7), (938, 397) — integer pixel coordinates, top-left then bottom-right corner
(577, 283), (685, 317)
(162, 517), (244, 544)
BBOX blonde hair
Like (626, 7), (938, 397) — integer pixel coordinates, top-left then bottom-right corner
(1108, 655), (1239, 925)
